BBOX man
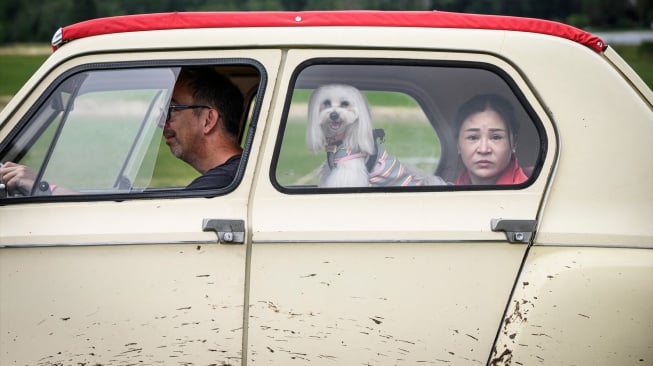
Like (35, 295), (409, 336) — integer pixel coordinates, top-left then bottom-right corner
(164, 67), (244, 190)
(0, 67), (244, 195)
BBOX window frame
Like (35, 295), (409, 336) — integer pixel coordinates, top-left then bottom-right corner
(0, 58), (267, 204)
(270, 57), (548, 194)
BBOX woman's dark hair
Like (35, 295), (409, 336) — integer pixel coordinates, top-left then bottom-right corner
(455, 94), (519, 147)
(178, 67), (244, 140)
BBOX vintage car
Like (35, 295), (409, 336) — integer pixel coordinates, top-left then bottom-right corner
(0, 10), (651, 366)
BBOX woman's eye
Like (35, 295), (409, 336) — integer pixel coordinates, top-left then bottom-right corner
(491, 134), (505, 141)
(465, 135), (479, 141)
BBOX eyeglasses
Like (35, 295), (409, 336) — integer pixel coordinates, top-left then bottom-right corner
(166, 104), (211, 122)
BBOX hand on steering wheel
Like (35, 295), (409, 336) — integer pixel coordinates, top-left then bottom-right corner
(0, 162), (36, 197)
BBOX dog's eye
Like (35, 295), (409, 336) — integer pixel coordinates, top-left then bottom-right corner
(340, 101), (350, 108)
(322, 100), (331, 108)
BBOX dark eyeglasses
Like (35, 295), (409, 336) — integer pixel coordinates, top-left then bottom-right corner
(166, 104), (211, 122)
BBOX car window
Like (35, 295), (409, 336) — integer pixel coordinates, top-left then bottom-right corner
(0, 64), (261, 199)
(273, 61), (544, 191)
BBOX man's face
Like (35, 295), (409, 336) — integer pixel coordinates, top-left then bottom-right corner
(163, 79), (206, 162)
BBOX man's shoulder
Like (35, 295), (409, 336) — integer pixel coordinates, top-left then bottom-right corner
(186, 154), (241, 190)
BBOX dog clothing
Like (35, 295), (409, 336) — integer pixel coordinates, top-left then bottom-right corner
(367, 144), (427, 186)
(326, 141), (430, 187)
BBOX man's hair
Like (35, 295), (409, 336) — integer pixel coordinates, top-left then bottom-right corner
(178, 67), (244, 140)
(455, 93), (519, 147)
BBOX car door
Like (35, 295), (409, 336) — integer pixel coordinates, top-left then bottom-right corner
(0, 49), (281, 366)
(247, 48), (555, 365)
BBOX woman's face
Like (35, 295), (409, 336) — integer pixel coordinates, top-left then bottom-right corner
(457, 109), (513, 185)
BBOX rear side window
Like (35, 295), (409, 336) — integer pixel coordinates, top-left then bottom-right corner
(273, 61), (544, 191)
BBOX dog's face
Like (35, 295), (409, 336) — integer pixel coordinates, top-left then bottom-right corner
(306, 84), (375, 154)
(312, 84), (361, 139)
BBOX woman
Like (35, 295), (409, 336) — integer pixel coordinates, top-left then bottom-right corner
(454, 94), (528, 185)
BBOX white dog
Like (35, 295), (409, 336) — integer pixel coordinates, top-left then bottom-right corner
(306, 84), (445, 188)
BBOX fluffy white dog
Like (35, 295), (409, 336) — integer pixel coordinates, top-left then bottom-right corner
(306, 84), (445, 188)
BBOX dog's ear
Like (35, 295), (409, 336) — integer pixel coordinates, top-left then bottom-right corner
(345, 87), (375, 155)
(306, 87), (325, 153)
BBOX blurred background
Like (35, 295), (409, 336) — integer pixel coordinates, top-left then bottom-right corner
(1, 0), (652, 109)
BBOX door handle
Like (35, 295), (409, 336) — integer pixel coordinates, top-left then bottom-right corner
(202, 219), (245, 244)
(491, 219), (536, 244)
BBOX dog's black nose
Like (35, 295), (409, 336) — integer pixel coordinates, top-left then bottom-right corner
(329, 111), (339, 121)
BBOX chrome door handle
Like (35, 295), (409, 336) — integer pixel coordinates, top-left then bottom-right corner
(491, 219), (536, 244)
(202, 219), (245, 244)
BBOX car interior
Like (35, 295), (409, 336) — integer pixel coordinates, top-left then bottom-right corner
(286, 61), (544, 185)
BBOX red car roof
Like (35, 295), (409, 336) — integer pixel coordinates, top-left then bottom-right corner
(52, 10), (606, 53)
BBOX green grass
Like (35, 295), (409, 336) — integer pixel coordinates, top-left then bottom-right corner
(612, 44), (653, 88)
(0, 54), (49, 95)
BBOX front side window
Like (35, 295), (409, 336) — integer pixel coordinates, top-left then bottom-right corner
(273, 61), (544, 191)
(0, 64), (261, 199)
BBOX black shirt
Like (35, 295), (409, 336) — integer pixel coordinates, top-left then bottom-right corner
(185, 154), (241, 190)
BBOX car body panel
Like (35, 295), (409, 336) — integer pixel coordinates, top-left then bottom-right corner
(245, 48), (553, 365)
(501, 37), (653, 248)
(491, 246), (653, 365)
(0, 49), (282, 365)
(247, 243), (526, 365)
(0, 244), (246, 364)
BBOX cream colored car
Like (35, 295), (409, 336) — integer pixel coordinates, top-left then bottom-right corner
(0, 11), (651, 366)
